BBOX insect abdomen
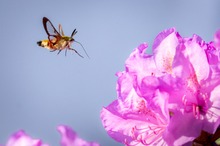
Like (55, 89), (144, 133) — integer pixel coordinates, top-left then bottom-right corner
(37, 40), (52, 50)
(37, 41), (42, 46)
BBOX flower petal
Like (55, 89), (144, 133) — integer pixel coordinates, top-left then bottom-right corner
(6, 130), (48, 146)
(202, 85), (220, 133)
(153, 28), (179, 74)
(165, 111), (203, 145)
(214, 29), (220, 49)
(183, 35), (210, 82)
(125, 43), (160, 78)
(101, 91), (170, 145)
(57, 125), (99, 146)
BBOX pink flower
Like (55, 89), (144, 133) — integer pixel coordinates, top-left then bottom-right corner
(161, 32), (220, 138)
(3, 125), (100, 146)
(5, 130), (49, 146)
(57, 125), (100, 146)
(101, 89), (170, 145)
(101, 28), (220, 145)
(101, 43), (171, 145)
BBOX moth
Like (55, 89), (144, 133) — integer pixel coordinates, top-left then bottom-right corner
(37, 17), (89, 58)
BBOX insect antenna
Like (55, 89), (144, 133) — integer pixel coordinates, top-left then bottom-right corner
(71, 29), (77, 38)
(74, 40), (90, 59)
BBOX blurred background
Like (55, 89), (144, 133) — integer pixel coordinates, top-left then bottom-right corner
(0, 1), (220, 146)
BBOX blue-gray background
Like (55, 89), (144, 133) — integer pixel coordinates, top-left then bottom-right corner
(0, 1), (219, 146)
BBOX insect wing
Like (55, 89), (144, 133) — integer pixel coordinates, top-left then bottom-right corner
(43, 17), (61, 41)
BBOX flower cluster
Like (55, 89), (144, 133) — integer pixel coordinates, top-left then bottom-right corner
(101, 28), (220, 145)
(1, 125), (99, 146)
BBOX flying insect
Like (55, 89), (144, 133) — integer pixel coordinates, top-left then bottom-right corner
(37, 17), (89, 58)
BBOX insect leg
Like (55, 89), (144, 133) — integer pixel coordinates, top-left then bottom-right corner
(57, 50), (62, 55)
(50, 50), (56, 52)
(68, 47), (84, 58)
(65, 48), (68, 56)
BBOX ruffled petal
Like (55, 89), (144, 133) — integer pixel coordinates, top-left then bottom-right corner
(153, 28), (179, 74)
(183, 35), (210, 82)
(6, 130), (48, 146)
(57, 125), (99, 146)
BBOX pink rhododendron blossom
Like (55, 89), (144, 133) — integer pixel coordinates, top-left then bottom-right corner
(57, 125), (100, 146)
(3, 125), (100, 146)
(5, 130), (49, 146)
(101, 28), (220, 145)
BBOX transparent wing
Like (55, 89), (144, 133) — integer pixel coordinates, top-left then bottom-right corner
(43, 17), (61, 40)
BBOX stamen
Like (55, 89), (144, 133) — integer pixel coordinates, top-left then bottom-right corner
(195, 105), (200, 119)
(131, 124), (166, 145)
(206, 105), (220, 120)
(182, 95), (187, 105)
